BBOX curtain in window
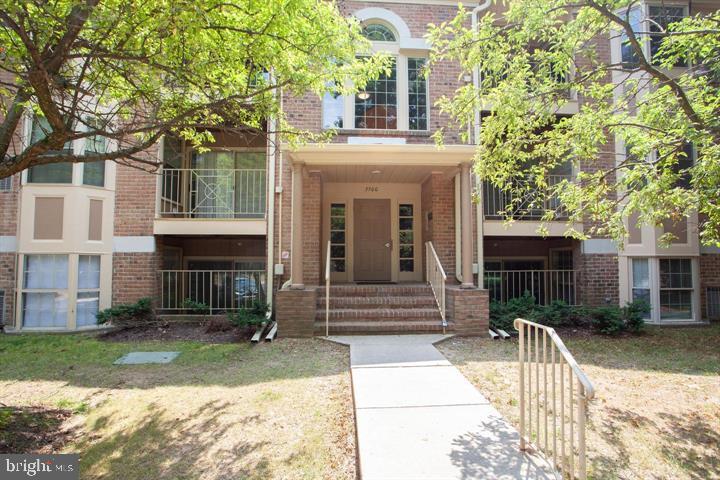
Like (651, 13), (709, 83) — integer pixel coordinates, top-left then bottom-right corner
(22, 255), (69, 328)
(77, 255), (101, 327)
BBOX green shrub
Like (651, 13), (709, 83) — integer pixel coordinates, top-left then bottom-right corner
(489, 297), (647, 335)
(622, 299), (650, 333)
(96, 298), (153, 327)
(489, 292), (537, 331)
(590, 305), (624, 335)
(227, 301), (270, 329)
(180, 298), (210, 315)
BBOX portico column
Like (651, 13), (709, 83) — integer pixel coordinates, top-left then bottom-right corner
(290, 161), (304, 289)
(460, 162), (474, 288)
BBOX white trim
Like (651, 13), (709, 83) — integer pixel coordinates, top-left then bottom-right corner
(581, 239), (618, 254)
(348, 137), (406, 145)
(0, 236), (17, 252)
(353, 8), (412, 40)
(112, 236), (156, 253)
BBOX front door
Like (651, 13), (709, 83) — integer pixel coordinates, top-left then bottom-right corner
(354, 199), (392, 282)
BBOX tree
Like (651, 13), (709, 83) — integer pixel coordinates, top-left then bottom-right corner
(428, 0), (720, 246)
(0, 0), (386, 177)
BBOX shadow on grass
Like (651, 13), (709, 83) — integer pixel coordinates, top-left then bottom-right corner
(0, 404), (77, 454)
(0, 335), (349, 390)
(589, 407), (719, 479)
(75, 400), (275, 480)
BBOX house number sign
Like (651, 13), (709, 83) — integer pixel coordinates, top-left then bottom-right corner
(365, 186), (379, 192)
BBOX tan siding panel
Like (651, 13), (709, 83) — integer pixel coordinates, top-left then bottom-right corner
(34, 197), (64, 239)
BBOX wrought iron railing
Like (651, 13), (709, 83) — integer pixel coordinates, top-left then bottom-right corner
(483, 174), (571, 220)
(158, 270), (266, 314)
(484, 270), (578, 305)
(515, 318), (595, 479)
(160, 168), (266, 219)
(425, 241), (447, 332)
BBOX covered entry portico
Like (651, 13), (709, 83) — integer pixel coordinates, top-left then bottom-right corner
(285, 144), (477, 287)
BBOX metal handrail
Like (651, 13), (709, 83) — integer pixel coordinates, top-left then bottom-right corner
(425, 241), (447, 333)
(159, 168), (267, 218)
(325, 240), (331, 337)
(483, 269), (578, 305)
(514, 318), (595, 480)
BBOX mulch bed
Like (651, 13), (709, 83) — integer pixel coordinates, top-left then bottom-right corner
(98, 322), (250, 343)
(0, 405), (77, 454)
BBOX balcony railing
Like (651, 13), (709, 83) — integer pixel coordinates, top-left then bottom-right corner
(483, 175), (571, 221)
(160, 169), (266, 219)
(484, 269), (578, 305)
(158, 270), (266, 314)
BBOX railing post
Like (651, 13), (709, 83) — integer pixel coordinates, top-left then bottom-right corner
(518, 321), (526, 450)
(578, 380), (587, 480)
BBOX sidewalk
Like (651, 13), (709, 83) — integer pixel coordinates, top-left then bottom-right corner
(329, 335), (557, 480)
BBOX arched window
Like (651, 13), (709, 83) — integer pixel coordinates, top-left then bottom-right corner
(362, 23), (396, 42)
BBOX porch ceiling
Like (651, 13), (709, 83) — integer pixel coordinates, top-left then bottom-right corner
(284, 143), (476, 167)
(313, 164), (458, 183)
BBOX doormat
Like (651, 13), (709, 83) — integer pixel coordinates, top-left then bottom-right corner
(114, 351), (180, 365)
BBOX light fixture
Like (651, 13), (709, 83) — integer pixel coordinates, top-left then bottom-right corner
(371, 169), (382, 175)
(357, 91), (370, 100)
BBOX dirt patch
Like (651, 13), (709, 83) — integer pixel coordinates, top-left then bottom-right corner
(0, 405), (78, 454)
(99, 323), (250, 343)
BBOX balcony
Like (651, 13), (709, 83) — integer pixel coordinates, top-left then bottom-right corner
(154, 168), (267, 235)
(158, 269), (267, 314)
(483, 269), (578, 305)
(481, 175), (580, 236)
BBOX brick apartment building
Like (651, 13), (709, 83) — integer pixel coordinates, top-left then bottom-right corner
(1, 0), (719, 334)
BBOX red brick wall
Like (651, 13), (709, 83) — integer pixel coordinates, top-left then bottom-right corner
(699, 254), (720, 320)
(446, 286), (489, 336)
(0, 253), (17, 327)
(112, 252), (160, 306)
(113, 154), (158, 237)
(275, 287), (317, 337)
(421, 173), (456, 279)
(283, 1), (467, 145)
(303, 172), (322, 285)
(578, 253), (619, 306)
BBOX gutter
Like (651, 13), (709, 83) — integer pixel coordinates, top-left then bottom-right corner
(266, 73), (278, 310)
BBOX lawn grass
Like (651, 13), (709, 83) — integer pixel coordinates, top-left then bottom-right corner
(0, 333), (355, 479)
(438, 324), (720, 480)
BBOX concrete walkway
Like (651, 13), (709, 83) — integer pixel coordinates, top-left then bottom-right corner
(329, 335), (557, 480)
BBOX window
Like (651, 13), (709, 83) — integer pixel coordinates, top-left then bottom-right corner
(77, 255), (101, 327)
(0, 176), (12, 192)
(550, 249), (573, 270)
(330, 203), (346, 272)
(649, 6), (687, 66)
(659, 258), (693, 319)
(674, 142), (693, 189)
(355, 59), (397, 129)
(707, 287), (720, 320)
(362, 24), (396, 42)
(22, 254), (69, 328)
(620, 7), (642, 68)
(27, 117), (73, 183)
(408, 58), (428, 131)
(399, 204), (414, 272)
(83, 118), (107, 187)
(323, 87), (344, 129)
(631, 258), (651, 319)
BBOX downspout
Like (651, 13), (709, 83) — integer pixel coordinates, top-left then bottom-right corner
(473, 0), (491, 287)
(266, 73), (278, 311)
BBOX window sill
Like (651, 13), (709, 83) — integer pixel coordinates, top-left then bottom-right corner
(331, 128), (432, 137)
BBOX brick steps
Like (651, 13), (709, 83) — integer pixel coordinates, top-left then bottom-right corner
(314, 283), (445, 334)
(314, 321), (451, 335)
(316, 295), (437, 309)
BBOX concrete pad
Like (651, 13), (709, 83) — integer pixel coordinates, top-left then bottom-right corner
(329, 334), (451, 346)
(351, 343), (450, 368)
(114, 351), (180, 365)
(356, 404), (556, 480)
(352, 365), (490, 409)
